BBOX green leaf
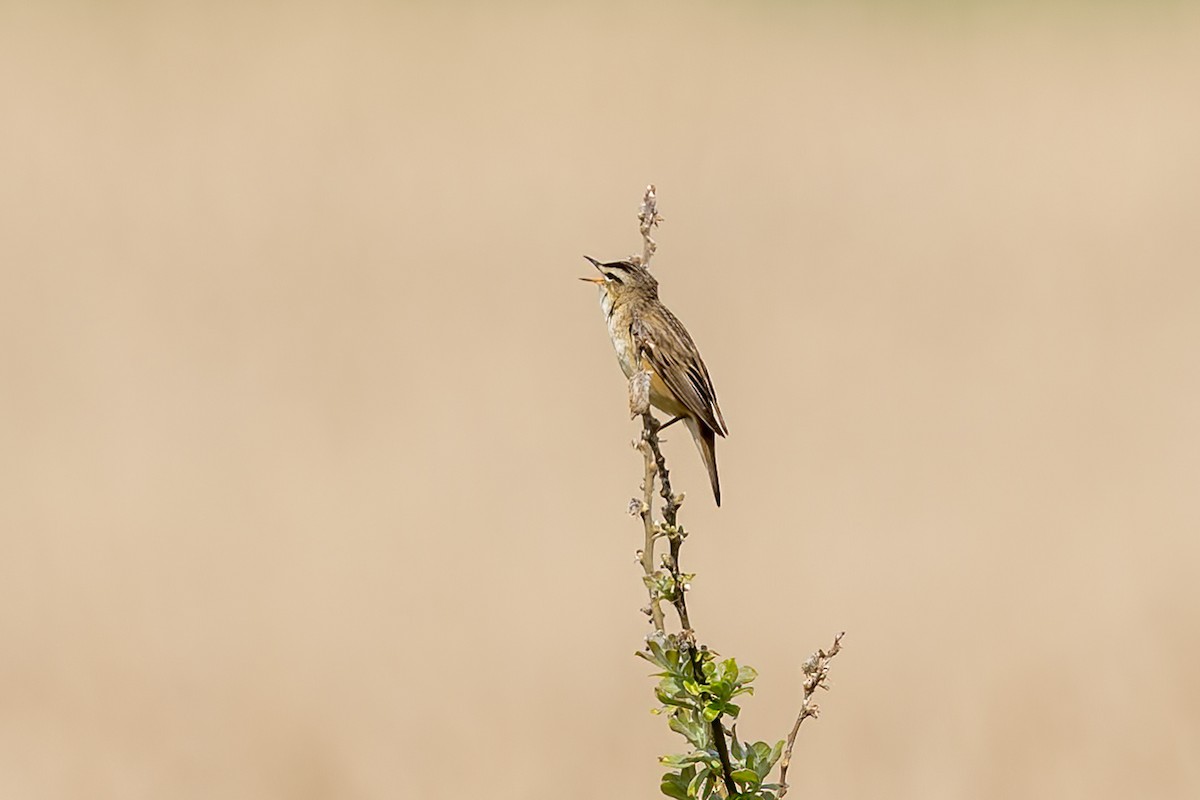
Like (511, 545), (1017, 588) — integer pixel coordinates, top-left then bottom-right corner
(660, 766), (694, 800)
(706, 680), (731, 702)
(737, 664), (758, 684)
(729, 728), (744, 760)
(702, 703), (722, 722)
(744, 740), (780, 779)
(660, 751), (712, 768)
(656, 686), (697, 709)
(669, 715), (709, 749)
(767, 739), (785, 772)
(731, 768), (760, 788)
(683, 679), (702, 696)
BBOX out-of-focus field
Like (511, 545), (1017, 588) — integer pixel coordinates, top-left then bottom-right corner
(2, 2), (1198, 798)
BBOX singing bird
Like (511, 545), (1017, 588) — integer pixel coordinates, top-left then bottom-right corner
(581, 255), (728, 505)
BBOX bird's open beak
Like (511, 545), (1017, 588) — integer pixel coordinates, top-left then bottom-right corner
(580, 255), (605, 283)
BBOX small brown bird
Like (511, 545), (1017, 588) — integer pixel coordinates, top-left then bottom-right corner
(581, 255), (728, 505)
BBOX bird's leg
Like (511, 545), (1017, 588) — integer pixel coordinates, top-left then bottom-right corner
(658, 415), (685, 432)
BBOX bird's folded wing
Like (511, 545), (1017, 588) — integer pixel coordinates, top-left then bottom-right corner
(639, 312), (728, 437)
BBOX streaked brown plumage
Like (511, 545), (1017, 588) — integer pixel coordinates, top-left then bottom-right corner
(581, 255), (728, 505)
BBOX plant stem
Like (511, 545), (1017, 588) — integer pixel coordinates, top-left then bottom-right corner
(640, 412), (737, 798)
(778, 632), (844, 798)
(636, 419), (667, 632)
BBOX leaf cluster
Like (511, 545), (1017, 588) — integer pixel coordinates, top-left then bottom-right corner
(639, 633), (785, 799)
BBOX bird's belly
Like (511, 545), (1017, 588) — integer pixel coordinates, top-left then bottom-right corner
(614, 343), (688, 418)
(604, 303), (687, 418)
(648, 369), (688, 418)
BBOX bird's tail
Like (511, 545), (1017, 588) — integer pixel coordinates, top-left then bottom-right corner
(684, 416), (721, 506)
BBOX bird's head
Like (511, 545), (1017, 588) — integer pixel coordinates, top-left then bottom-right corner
(580, 255), (658, 301)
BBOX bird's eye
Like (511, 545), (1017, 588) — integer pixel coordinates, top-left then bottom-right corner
(605, 272), (624, 284)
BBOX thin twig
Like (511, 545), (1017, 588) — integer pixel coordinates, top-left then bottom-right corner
(642, 416), (689, 631)
(622, 184), (839, 799)
(642, 413), (735, 798)
(634, 184), (659, 267)
(634, 426), (666, 632)
(628, 185), (736, 798)
(778, 632), (845, 798)
(650, 429), (684, 580)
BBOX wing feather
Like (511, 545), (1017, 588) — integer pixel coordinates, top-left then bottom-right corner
(639, 306), (727, 437)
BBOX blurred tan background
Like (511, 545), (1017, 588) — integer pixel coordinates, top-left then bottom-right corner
(2, 1), (1199, 798)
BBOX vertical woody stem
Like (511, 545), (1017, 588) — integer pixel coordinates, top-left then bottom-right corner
(640, 411), (736, 799)
(628, 184), (735, 798)
(636, 422), (666, 633)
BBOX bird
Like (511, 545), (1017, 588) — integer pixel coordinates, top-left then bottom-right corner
(581, 255), (728, 505)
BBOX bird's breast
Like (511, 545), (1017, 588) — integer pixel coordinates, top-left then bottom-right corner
(600, 294), (637, 378)
(608, 317), (638, 379)
(599, 298), (687, 417)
